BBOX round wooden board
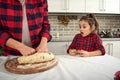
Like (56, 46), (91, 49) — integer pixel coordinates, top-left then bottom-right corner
(4, 58), (58, 74)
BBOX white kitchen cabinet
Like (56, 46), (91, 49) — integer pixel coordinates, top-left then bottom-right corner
(103, 0), (119, 14)
(112, 41), (120, 58)
(48, 0), (85, 13)
(48, 0), (65, 12)
(48, 0), (120, 14)
(103, 41), (113, 55)
(47, 42), (68, 55)
(86, 0), (102, 13)
(48, 40), (120, 58)
(67, 0), (85, 13)
(86, 0), (120, 14)
(103, 40), (120, 58)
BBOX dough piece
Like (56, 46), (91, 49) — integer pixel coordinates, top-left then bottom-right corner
(17, 52), (55, 64)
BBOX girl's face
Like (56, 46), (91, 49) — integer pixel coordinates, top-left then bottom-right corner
(79, 20), (94, 37)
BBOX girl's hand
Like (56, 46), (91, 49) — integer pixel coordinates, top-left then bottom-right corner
(69, 49), (77, 56)
(19, 45), (36, 56)
(77, 50), (90, 57)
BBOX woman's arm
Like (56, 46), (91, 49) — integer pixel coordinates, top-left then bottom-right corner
(36, 37), (48, 52)
(41, 0), (51, 41)
(6, 38), (36, 56)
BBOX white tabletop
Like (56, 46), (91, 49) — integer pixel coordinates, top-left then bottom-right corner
(0, 54), (120, 80)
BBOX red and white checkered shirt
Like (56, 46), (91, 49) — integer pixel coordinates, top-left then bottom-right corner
(0, 0), (51, 56)
(67, 33), (105, 55)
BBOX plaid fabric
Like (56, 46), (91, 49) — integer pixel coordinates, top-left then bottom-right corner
(0, 0), (51, 56)
(67, 33), (105, 55)
(114, 71), (120, 80)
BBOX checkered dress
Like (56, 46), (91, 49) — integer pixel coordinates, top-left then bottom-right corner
(67, 33), (105, 55)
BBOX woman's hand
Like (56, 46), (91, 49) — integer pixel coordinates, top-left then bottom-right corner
(6, 38), (36, 56)
(69, 49), (77, 56)
(18, 44), (36, 56)
(36, 45), (48, 52)
(36, 37), (48, 52)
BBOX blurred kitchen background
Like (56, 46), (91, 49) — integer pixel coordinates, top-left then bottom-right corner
(48, 14), (120, 39)
(1, 0), (120, 58)
(45, 0), (120, 58)
(48, 0), (120, 40)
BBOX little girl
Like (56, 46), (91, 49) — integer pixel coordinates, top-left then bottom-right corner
(67, 14), (105, 57)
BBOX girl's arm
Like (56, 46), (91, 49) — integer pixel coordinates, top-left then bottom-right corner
(67, 34), (78, 53)
(69, 49), (77, 56)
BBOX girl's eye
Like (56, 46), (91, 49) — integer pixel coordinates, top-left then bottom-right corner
(83, 26), (86, 29)
(79, 26), (81, 29)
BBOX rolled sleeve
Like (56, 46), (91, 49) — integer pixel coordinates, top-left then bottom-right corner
(42, 0), (51, 42)
(95, 36), (105, 55)
(0, 31), (11, 47)
(41, 31), (52, 42)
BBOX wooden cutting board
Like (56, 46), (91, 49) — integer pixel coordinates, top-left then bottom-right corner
(4, 57), (58, 74)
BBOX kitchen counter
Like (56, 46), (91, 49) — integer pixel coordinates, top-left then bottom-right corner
(0, 54), (120, 80)
(51, 37), (120, 42)
(102, 38), (120, 41)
